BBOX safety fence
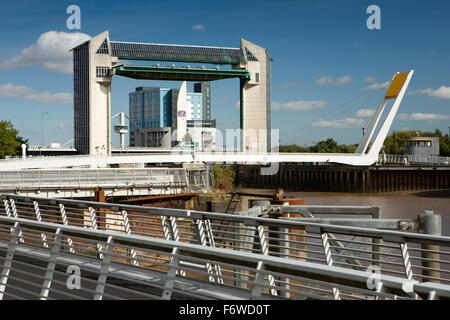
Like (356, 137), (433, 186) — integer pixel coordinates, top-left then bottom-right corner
(2, 215), (448, 300)
(380, 154), (450, 166)
(1, 194), (450, 300)
(0, 168), (210, 194)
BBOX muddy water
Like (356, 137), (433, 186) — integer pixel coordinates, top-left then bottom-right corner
(239, 188), (450, 236)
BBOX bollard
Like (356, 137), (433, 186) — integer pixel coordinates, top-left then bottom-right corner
(419, 210), (442, 283)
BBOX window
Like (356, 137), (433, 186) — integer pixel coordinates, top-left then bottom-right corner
(96, 39), (109, 54)
(255, 73), (260, 83)
(96, 66), (110, 78)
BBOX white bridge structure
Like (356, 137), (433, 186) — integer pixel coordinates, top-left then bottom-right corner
(0, 168), (210, 198)
(0, 71), (414, 171)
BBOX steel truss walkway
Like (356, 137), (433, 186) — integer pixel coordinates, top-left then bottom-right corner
(1, 194), (450, 300)
(112, 65), (251, 82)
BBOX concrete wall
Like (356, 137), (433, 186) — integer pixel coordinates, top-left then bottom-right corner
(89, 32), (113, 155)
(236, 39), (271, 153)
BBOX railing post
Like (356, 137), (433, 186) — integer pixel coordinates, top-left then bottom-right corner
(94, 236), (114, 300)
(320, 232), (340, 300)
(237, 220), (257, 289)
(251, 261), (267, 297)
(122, 210), (138, 266)
(162, 247), (181, 300)
(88, 207), (104, 259)
(33, 201), (49, 248)
(40, 228), (63, 300)
(160, 216), (171, 241)
(195, 220), (216, 282)
(419, 210), (442, 283)
(9, 199), (23, 243)
(0, 222), (21, 300)
(400, 242), (414, 280)
(279, 226), (291, 298)
(204, 219), (223, 284)
(3, 200), (11, 216)
(167, 216), (186, 277)
(59, 204), (75, 253)
(256, 224), (277, 296)
(9, 199), (17, 217)
(184, 169), (189, 192)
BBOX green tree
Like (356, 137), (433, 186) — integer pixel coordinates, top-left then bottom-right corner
(0, 121), (28, 159)
(279, 140), (358, 154)
(212, 164), (236, 192)
(338, 144), (358, 153)
(279, 144), (310, 153)
(311, 138), (339, 153)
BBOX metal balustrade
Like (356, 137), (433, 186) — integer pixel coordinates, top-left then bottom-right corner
(379, 154), (450, 166)
(1, 194), (450, 293)
(0, 168), (210, 194)
(0, 215), (432, 300)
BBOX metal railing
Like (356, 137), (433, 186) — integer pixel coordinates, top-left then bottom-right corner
(379, 154), (450, 166)
(1, 194), (450, 296)
(0, 215), (436, 300)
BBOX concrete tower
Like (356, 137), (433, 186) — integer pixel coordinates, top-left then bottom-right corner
(234, 39), (272, 153)
(72, 31), (117, 155)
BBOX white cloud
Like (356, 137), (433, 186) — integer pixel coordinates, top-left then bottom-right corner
(355, 108), (376, 117)
(411, 86), (450, 99)
(0, 83), (72, 104)
(316, 75), (353, 85)
(192, 24), (206, 32)
(0, 31), (91, 74)
(272, 100), (326, 111)
(398, 113), (450, 121)
(316, 76), (333, 85)
(312, 117), (365, 128)
(365, 77), (376, 83)
(366, 81), (390, 90)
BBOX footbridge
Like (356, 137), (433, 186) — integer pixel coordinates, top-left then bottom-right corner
(0, 167), (209, 198)
(1, 194), (450, 300)
(0, 70), (415, 170)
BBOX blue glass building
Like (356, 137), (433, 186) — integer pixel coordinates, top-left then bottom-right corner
(129, 85), (208, 147)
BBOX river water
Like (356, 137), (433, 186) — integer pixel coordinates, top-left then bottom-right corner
(239, 188), (450, 236)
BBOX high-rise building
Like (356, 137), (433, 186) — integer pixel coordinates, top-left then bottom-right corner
(129, 82), (216, 149)
(194, 82), (211, 120)
(129, 87), (172, 147)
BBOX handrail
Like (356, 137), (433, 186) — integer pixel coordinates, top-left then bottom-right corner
(1, 193), (450, 287)
(0, 215), (427, 300)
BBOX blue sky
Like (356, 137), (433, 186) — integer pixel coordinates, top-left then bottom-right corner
(0, 0), (449, 147)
